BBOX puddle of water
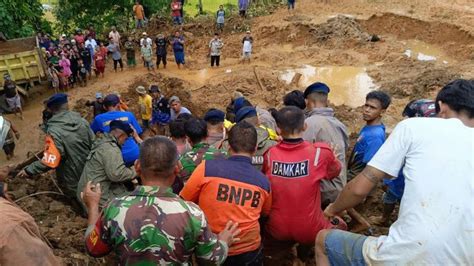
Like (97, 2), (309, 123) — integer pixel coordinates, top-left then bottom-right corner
(280, 65), (377, 107)
(403, 40), (450, 63)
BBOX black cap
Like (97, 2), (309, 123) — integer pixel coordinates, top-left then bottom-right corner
(46, 93), (68, 108)
(303, 82), (330, 98)
(110, 120), (133, 136)
(150, 85), (160, 93)
(103, 94), (120, 106)
(235, 106), (257, 122)
(204, 109), (225, 123)
(402, 99), (437, 118)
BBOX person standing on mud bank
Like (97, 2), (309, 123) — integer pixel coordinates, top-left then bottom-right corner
(172, 31), (185, 69)
(77, 120), (138, 211)
(209, 33), (224, 67)
(316, 79), (474, 266)
(108, 26), (121, 47)
(107, 38), (123, 72)
(262, 107), (346, 263)
(82, 137), (240, 264)
(288, 0), (295, 11)
(0, 115), (20, 160)
(216, 5), (225, 32)
(242, 31), (253, 64)
(303, 82), (348, 206)
(2, 74), (23, 120)
(140, 41), (156, 73)
(238, 0), (249, 17)
(155, 34), (169, 69)
(91, 94), (142, 167)
(171, 0), (183, 25)
(347, 91), (391, 181)
(0, 167), (61, 265)
(16, 94), (95, 210)
(124, 36), (136, 68)
(133, 1), (145, 29)
(180, 121), (271, 265)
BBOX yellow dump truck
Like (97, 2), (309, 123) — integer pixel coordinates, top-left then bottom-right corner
(0, 36), (46, 112)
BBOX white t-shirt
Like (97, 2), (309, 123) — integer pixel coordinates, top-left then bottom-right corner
(140, 37), (152, 47)
(243, 40), (252, 53)
(85, 39), (97, 50)
(364, 118), (474, 265)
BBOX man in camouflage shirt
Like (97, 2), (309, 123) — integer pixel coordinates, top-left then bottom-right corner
(82, 137), (240, 265)
(179, 118), (227, 183)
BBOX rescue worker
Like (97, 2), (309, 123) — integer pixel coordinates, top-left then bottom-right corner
(179, 117), (226, 183)
(262, 106), (346, 263)
(17, 94), (95, 206)
(82, 137), (240, 264)
(303, 82), (349, 206)
(0, 166), (60, 265)
(223, 106), (276, 170)
(203, 108), (226, 147)
(90, 94), (143, 167)
(77, 120), (137, 210)
(181, 121), (272, 265)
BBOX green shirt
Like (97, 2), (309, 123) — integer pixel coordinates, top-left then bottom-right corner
(179, 142), (227, 182)
(85, 185), (228, 265)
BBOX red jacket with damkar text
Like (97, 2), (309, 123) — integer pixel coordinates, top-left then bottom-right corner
(262, 139), (341, 244)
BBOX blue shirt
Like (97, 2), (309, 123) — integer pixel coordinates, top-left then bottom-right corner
(353, 124), (386, 164)
(384, 169), (405, 200)
(90, 111), (142, 166)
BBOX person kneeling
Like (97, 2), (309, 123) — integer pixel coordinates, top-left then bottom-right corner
(262, 106), (347, 262)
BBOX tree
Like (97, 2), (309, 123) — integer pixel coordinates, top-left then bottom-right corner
(0, 0), (50, 39)
(54, 0), (170, 39)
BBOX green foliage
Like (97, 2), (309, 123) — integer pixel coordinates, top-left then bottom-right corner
(54, 0), (170, 39)
(0, 0), (51, 39)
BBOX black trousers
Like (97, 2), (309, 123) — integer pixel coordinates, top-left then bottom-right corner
(211, 55), (220, 67)
(223, 246), (263, 266)
(156, 54), (167, 66)
(113, 59), (123, 70)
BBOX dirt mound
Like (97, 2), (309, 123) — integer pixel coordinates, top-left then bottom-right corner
(359, 13), (474, 60)
(72, 98), (94, 122)
(7, 173), (104, 265)
(368, 58), (460, 99)
(309, 15), (371, 44)
(0, 37), (36, 55)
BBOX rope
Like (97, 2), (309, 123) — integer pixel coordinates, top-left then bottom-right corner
(14, 191), (66, 203)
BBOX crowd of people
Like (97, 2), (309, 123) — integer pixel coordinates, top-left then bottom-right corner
(0, 76), (472, 265)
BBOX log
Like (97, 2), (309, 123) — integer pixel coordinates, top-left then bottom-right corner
(253, 66), (265, 91)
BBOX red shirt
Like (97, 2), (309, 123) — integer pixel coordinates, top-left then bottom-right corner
(262, 139), (341, 244)
(171, 2), (181, 17)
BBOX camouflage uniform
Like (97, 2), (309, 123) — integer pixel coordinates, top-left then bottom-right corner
(76, 133), (136, 209)
(221, 126), (277, 170)
(85, 185), (228, 265)
(179, 142), (227, 182)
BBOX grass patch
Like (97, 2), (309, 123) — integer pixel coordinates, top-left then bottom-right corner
(185, 0), (236, 17)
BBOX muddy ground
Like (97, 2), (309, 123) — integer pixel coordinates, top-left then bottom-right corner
(1, 0), (473, 264)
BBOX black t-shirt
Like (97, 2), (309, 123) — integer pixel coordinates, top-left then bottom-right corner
(3, 82), (17, 98)
(80, 49), (91, 64)
(155, 38), (168, 55)
(153, 97), (170, 114)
